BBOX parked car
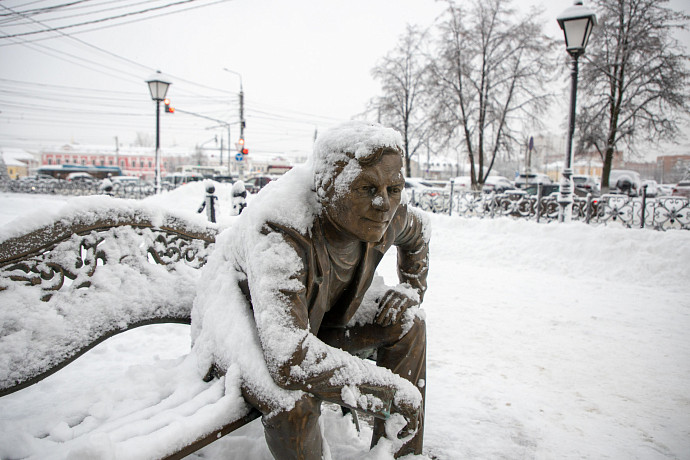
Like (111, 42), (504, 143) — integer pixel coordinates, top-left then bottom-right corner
(66, 172), (96, 183)
(482, 176), (514, 194)
(672, 181), (690, 198)
(522, 183), (596, 199)
(640, 179), (660, 197)
(658, 184), (675, 196)
(244, 175), (277, 193)
(572, 175), (600, 195)
(609, 169), (642, 196)
(110, 176), (139, 185)
(514, 172), (553, 189)
(163, 173), (204, 188)
(212, 175), (237, 184)
(523, 183), (559, 197)
(20, 174), (59, 183)
(404, 178), (445, 204)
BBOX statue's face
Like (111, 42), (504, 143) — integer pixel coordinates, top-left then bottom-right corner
(325, 153), (405, 243)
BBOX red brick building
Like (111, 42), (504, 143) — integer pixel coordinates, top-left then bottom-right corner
(40, 144), (191, 179)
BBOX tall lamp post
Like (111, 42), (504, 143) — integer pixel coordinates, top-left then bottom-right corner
(556, 1), (597, 222)
(146, 71), (172, 194)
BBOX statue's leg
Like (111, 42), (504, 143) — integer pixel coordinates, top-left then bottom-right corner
(319, 316), (427, 458)
(242, 388), (324, 460)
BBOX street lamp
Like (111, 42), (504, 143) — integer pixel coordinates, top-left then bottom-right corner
(146, 70), (172, 194)
(556, 1), (596, 222)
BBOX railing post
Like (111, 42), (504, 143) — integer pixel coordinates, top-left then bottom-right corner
(536, 183), (543, 223)
(640, 185), (647, 229)
(448, 179), (455, 217)
(585, 193), (593, 224)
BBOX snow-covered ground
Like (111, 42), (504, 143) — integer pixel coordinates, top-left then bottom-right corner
(0, 186), (689, 459)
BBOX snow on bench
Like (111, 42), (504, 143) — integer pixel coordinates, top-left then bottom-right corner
(0, 197), (260, 460)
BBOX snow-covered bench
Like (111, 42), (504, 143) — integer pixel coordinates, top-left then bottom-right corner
(0, 198), (261, 459)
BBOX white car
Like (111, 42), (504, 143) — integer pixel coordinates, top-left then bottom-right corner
(514, 172), (553, 189)
(449, 176), (473, 191)
(658, 184), (675, 196)
(640, 179), (659, 197)
(404, 178), (446, 204)
(482, 176), (514, 193)
(66, 172), (96, 182)
(609, 170), (642, 196)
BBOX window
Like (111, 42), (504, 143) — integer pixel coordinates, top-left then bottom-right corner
(148, 161), (152, 168)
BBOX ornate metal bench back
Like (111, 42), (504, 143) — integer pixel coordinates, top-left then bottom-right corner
(0, 209), (217, 396)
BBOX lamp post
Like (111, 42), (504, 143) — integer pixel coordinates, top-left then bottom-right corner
(146, 71), (172, 194)
(223, 67), (246, 179)
(556, 1), (596, 222)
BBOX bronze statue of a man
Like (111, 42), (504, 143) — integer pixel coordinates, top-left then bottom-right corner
(192, 121), (430, 459)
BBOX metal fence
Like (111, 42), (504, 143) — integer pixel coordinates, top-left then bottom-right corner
(409, 188), (690, 231)
(3, 179), (689, 231)
(1, 179), (159, 200)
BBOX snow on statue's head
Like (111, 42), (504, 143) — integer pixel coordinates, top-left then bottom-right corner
(312, 120), (404, 204)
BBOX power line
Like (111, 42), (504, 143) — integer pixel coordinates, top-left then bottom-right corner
(0, 0), (92, 19)
(0, 0), (201, 39)
(0, 1), (145, 25)
(0, 2), (238, 98)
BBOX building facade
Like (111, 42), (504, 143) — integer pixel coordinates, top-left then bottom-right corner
(40, 144), (192, 179)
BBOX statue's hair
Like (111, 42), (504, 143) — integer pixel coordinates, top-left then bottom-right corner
(311, 121), (403, 203)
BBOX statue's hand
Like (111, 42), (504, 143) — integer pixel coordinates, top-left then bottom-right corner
(388, 397), (421, 440)
(375, 290), (417, 327)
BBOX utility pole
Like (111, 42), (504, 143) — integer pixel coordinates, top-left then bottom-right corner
(114, 136), (120, 170)
(239, 83), (245, 141)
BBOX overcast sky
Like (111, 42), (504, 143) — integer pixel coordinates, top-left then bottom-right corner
(1, 0), (688, 161)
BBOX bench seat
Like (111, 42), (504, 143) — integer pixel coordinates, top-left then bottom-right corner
(0, 347), (260, 460)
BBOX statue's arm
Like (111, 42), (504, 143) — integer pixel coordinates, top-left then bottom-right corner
(249, 229), (420, 419)
(393, 205), (430, 302)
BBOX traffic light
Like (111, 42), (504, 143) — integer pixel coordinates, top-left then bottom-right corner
(164, 98), (175, 113)
(237, 138), (246, 153)
(242, 148), (248, 155)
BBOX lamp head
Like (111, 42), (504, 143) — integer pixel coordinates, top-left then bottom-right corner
(146, 70), (172, 101)
(557, 1), (597, 57)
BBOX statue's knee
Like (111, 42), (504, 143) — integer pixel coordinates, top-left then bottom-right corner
(291, 393), (322, 419)
(264, 393), (321, 430)
(404, 315), (426, 343)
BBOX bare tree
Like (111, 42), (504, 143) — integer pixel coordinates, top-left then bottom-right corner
(575, 0), (690, 191)
(428, 0), (555, 189)
(370, 26), (432, 177)
(134, 132), (154, 148)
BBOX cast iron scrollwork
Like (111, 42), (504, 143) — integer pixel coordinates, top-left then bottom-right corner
(147, 230), (211, 268)
(3, 232), (106, 301)
(1, 225), (213, 302)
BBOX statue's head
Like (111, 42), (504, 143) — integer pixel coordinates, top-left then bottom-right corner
(312, 121), (405, 243)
